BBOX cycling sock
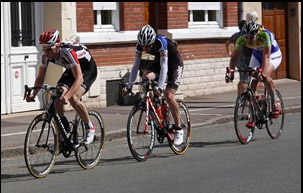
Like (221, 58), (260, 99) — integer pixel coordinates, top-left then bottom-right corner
(85, 121), (94, 130)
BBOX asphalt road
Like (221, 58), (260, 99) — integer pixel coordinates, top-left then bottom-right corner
(1, 112), (301, 193)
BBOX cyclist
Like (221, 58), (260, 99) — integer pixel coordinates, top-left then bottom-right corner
(227, 21), (282, 128)
(225, 20), (253, 96)
(25, 29), (97, 145)
(122, 25), (184, 145)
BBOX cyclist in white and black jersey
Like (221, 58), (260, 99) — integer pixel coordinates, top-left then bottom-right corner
(122, 25), (184, 145)
(26, 29), (97, 145)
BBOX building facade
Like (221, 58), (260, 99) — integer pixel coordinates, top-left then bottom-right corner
(1, 2), (301, 114)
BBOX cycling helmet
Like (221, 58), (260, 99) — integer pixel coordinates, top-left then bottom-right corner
(242, 21), (260, 36)
(137, 25), (156, 46)
(39, 29), (60, 47)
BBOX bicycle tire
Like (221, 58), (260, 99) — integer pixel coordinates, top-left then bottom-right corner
(76, 110), (105, 169)
(24, 114), (58, 178)
(266, 90), (285, 139)
(167, 101), (191, 155)
(127, 104), (155, 162)
(234, 94), (255, 144)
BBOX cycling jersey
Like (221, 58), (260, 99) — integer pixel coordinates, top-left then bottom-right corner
(41, 42), (92, 69)
(234, 29), (280, 54)
(129, 35), (183, 90)
(41, 42), (97, 92)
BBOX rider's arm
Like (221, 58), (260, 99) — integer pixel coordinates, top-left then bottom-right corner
(127, 51), (142, 90)
(32, 66), (47, 97)
(225, 39), (232, 57)
(262, 46), (271, 77)
(158, 51), (168, 90)
(229, 49), (240, 71)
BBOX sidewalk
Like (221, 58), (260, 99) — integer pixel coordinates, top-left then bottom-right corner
(1, 79), (301, 158)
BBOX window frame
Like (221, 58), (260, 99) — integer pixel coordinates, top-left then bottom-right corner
(188, 2), (223, 28)
(93, 2), (120, 32)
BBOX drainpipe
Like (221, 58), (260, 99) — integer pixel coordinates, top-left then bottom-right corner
(238, 2), (243, 21)
(154, 2), (158, 33)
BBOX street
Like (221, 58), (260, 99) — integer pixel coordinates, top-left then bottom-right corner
(1, 112), (301, 193)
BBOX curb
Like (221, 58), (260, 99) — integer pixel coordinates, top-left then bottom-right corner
(1, 106), (301, 159)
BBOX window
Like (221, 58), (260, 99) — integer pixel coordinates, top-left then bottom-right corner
(188, 2), (222, 28)
(11, 2), (35, 47)
(93, 2), (119, 32)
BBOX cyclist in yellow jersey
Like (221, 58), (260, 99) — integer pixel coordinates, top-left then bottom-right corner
(227, 21), (282, 127)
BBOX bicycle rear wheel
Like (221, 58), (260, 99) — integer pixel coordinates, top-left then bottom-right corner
(127, 104), (155, 162)
(266, 90), (285, 139)
(234, 94), (255, 144)
(24, 114), (58, 178)
(76, 110), (105, 169)
(167, 101), (191, 155)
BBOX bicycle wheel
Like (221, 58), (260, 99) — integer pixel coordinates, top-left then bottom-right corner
(24, 114), (58, 178)
(234, 94), (255, 144)
(76, 110), (105, 169)
(127, 104), (155, 162)
(167, 101), (191, 155)
(266, 90), (285, 139)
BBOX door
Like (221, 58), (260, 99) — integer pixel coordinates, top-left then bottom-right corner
(1, 3), (7, 114)
(1, 2), (42, 114)
(262, 2), (288, 79)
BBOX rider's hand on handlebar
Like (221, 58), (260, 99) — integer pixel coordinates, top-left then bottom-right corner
(121, 87), (132, 97)
(154, 87), (163, 96)
(25, 94), (36, 102)
(225, 67), (234, 83)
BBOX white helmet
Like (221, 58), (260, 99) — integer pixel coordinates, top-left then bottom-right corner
(242, 21), (260, 36)
(137, 25), (156, 46)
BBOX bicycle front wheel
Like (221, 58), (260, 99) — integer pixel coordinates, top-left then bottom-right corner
(76, 110), (105, 169)
(167, 101), (191, 155)
(127, 104), (155, 162)
(234, 94), (255, 144)
(24, 114), (58, 178)
(266, 90), (285, 139)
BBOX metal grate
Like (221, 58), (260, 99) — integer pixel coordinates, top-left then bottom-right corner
(106, 79), (123, 106)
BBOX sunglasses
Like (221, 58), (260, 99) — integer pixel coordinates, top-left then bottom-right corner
(245, 34), (257, 40)
(42, 46), (55, 53)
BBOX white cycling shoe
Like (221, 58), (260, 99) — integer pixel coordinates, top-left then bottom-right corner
(84, 127), (95, 145)
(173, 129), (184, 145)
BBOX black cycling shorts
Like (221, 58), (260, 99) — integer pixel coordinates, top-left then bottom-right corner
(148, 55), (184, 91)
(57, 58), (97, 93)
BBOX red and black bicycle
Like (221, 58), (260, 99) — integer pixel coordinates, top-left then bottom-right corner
(124, 80), (191, 161)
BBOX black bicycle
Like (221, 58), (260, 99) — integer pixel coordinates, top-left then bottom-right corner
(23, 84), (105, 178)
(226, 67), (285, 144)
(124, 80), (191, 162)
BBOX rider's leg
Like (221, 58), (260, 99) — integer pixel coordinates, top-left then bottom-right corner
(237, 81), (248, 96)
(69, 86), (95, 144)
(68, 86), (90, 124)
(164, 87), (180, 128)
(142, 70), (156, 98)
(54, 86), (68, 118)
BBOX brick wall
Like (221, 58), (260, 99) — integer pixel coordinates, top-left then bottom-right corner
(166, 2), (188, 29)
(223, 2), (238, 27)
(76, 2), (94, 32)
(87, 43), (136, 67)
(120, 2), (146, 31)
(178, 39), (229, 60)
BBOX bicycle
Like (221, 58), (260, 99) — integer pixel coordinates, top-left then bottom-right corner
(23, 84), (105, 178)
(226, 67), (285, 144)
(124, 80), (191, 162)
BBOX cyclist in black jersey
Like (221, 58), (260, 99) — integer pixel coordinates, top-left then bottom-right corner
(25, 29), (97, 145)
(122, 25), (184, 145)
